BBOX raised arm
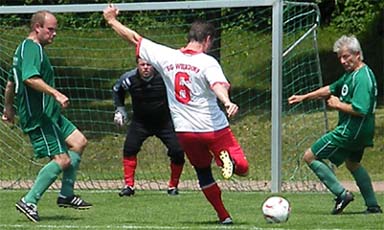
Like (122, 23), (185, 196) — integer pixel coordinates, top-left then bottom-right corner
(103, 4), (142, 46)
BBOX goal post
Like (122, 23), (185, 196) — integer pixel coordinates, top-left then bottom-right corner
(271, 0), (284, 193)
(0, 0), (325, 192)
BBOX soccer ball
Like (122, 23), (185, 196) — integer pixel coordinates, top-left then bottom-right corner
(262, 196), (291, 223)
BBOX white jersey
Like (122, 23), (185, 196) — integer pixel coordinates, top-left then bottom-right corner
(137, 38), (230, 132)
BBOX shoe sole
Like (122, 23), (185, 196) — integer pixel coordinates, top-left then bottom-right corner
(57, 204), (92, 210)
(15, 203), (39, 223)
(219, 150), (233, 179)
(220, 217), (233, 225)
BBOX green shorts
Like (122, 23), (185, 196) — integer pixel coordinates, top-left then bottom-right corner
(311, 132), (364, 167)
(28, 115), (77, 159)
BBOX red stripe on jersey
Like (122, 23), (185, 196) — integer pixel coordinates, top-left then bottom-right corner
(211, 82), (230, 90)
(179, 48), (202, 55)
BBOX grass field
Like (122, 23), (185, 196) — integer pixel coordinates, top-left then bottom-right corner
(0, 190), (383, 229)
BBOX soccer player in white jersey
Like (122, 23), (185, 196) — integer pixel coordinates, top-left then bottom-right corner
(104, 5), (249, 225)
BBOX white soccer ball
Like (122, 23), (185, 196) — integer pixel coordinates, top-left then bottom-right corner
(262, 196), (291, 223)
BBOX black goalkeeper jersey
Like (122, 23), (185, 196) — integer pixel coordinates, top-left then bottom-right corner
(112, 69), (171, 126)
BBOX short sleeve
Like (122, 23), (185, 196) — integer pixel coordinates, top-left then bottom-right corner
(351, 74), (373, 115)
(203, 58), (229, 87)
(21, 42), (42, 81)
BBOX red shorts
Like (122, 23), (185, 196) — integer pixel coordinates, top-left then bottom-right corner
(176, 127), (248, 175)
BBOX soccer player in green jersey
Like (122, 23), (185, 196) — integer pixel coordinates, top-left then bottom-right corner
(2, 11), (92, 223)
(288, 35), (382, 215)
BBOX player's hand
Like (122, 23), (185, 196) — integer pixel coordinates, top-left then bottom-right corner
(114, 106), (128, 127)
(54, 91), (69, 109)
(288, 95), (305, 105)
(103, 4), (119, 22)
(2, 107), (15, 124)
(224, 101), (238, 118)
(326, 95), (341, 109)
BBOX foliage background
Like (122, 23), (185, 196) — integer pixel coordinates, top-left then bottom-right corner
(0, 0), (383, 100)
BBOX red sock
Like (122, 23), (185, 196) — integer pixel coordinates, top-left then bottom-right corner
(168, 162), (183, 188)
(202, 183), (230, 221)
(123, 156), (137, 187)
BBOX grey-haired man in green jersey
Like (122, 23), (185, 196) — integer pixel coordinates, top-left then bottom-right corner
(288, 35), (382, 215)
(2, 11), (92, 223)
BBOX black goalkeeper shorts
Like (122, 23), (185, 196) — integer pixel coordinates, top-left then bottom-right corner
(123, 119), (184, 163)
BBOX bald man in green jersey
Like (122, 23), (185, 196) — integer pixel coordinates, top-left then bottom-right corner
(2, 11), (92, 223)
(288, 35), (382, 215)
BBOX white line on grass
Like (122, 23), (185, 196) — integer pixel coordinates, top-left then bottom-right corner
(0, 224), (348, 230)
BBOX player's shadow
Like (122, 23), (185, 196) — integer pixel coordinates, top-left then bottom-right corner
(181, 220), (247, 226)
(41, 215), (82, 221)
(342, 211), (368, 215)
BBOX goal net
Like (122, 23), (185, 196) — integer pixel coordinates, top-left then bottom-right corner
(0, 0), (327, 192)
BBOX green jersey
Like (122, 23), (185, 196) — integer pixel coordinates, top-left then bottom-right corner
(11, 39), (61, 133)
(329, 65), (377, 149)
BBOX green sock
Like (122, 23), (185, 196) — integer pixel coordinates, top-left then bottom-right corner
(24, 161), (62, 204)
(60, 151), (81, 197)
(309, 160), (345, 197)
(351, 166), (378, 207)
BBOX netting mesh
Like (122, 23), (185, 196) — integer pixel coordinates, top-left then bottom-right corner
(0, 1), (327, 191)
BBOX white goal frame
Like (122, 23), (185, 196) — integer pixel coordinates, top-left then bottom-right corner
(0, 0), (320, 193)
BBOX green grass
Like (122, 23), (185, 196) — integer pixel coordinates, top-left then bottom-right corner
(1, 108), (384, 190)
(0, 190), (383, 229)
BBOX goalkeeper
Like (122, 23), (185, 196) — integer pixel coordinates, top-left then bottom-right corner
(112, 57), (185, 196)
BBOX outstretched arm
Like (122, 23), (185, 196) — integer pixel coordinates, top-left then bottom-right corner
(288, 86), (361, 116)
(103, 4), (142, 46)
(288, 85), (331, 105)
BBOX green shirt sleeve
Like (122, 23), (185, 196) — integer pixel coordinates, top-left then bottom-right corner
(329, 74), (345, 96)
(21, 41), (42, 81)
(351, 71), (374, 115)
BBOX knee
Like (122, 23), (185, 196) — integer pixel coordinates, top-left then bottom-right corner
(195, 166), (215, 188)
(170, 151), (185, 165)
(302, 149), (315, 164)
(62, 158), (71, 169)
(234, 158), (249, 176)
(345, 159), (360, 172)
(123, 148), (139, 158)
(67, 132), (88, 154)
(53, 154), (72, 169)
(78, 136), (88, 153)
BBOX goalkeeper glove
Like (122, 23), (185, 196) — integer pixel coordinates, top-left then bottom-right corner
(114, 106), (128, 126)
